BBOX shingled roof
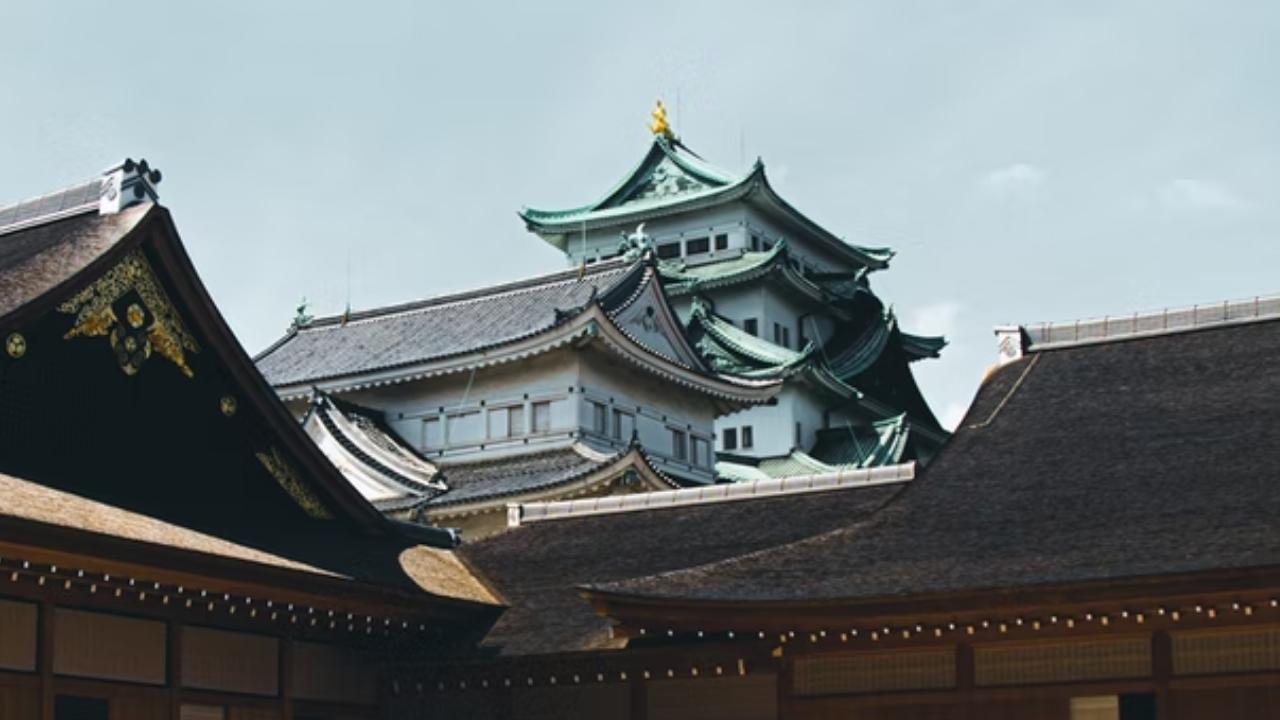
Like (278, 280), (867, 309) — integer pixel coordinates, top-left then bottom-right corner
(458, 467), (911, 655)
(590, 303), (1280, 609)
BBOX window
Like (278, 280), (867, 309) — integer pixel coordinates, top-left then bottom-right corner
(591, 402), (607, 435)
(795, 422), (803, 448)
(656, 242), (681, 259)
(446, 411), (482, 445)
(741, 425), (754, 449)
(671, 428), (688, 461)
(612, 408), (635, 440)
(750, 234), (760, 251)
(714, 233), (728, 251)
(422, 417), (442, 450)
(685, 237), (709, 255)
(743, 318), (758, 336)
(782, 326), (791, 348)
(798, 320), (808, 349)
(57, 696), (108, 720)
(692, 437), (710, 467)
(487, 405), (523, 439)
(531, 401), (552, 433)
(773, 322), (783, 345)
(722, 427), (738, 451)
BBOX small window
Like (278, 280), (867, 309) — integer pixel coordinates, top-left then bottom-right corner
(798, 320), (808, 349)
(422, 417), (443, 450)
(741, 426), (754, 449)
(507, 406), (524, 436)
(612, 409), (635, 440)
(722, 427), (738, 451)
(591, 402), (608, 435)
(656, 242), (681, 260)
(773, 322), (783, 345)
(691, 438), (710, 467)
(713, 234), (728, 250)
(743, 318), (758, 337)
(671, 428), (688, 461)
(531, 401), (552, 433)
(685, 237), (709, 255)
(795, 422), (802, 448)
(750, 234), (760, 252)
(782, 326), (791, 349)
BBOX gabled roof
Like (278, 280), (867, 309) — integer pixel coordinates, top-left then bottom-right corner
(459, 464), (911, 655)
(257, 256), (781, 408)
(520, 137), (894, 271)
(302, 392), (446, 512)
(426, 442), (679, 513)
(0, 164), (490, 614)
(584, 301), (1280, 624)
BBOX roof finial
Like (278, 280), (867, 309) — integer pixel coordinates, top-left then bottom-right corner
(648, 99), (673, 139)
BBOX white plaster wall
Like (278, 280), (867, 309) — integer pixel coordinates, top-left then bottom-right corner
(564, 205), (751, 265)
(716, 384), (829, 458)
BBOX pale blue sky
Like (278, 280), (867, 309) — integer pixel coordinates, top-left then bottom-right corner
(2, 2), (1276, 427)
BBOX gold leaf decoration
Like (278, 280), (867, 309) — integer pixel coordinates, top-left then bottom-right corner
(58, 249), (199, 378)
(5, 333), (26, 359)
(255, 447), (333, 519)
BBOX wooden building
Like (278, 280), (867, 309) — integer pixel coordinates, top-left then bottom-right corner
(0, 161), (500, 720)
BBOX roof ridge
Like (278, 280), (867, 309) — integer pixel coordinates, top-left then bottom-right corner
(300, 257), (631, 329)
(1018, 292), (1280, 352)
(0, 178), (102, 238)
(512, 462), (915, 525)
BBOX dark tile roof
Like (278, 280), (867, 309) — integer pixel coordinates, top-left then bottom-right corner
(458, 481), (905, 655)
(429, 445), (626, 508)
(0, 203), (151, 318)
(255, 261), (634, 388)
(599, 316), (1280, 603)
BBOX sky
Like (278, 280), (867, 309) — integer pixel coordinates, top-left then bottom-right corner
(2, 1), (1277, 428)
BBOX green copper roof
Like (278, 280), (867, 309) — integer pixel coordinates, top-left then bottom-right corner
(520, 137), (894, 270)
(715, 415), (911, 481)
(658, 239), (870, 305)
(688, 299), (813, 378)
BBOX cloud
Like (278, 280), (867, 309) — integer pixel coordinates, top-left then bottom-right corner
(906, 300), (961, 338)
(1159, 178), (1245, 211)
(979, 163), (1045, 198)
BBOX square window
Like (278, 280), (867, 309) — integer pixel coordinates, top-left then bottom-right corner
(743, 318), (758, 336)
(656, 242), (681, 260)
(591, 402), (608, 435)
(532, 401), (552, 433)
(685, 237), (709, 255)
(741, 426), (754, 449)
(612, 409), (634, 440)
(723, 427), (738, 451)
(671, 429), (688, 461)
(714, 234), (728, 250)
(750, 235), (760, 252)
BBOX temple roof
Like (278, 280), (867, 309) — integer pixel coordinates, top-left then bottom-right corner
(428, 443), (678, 510)
(258, 256), (780, 408)
(459, 465), (911, 655)
(658, 239), (870, 306)
(587, 306), (1280, 613)
(520, 137), (894, 271)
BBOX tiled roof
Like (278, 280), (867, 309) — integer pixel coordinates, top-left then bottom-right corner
(598, 311), (1280, 604)
(255, 261), (633, 388)
(429, 444), (650, 508)
(459, 475), (907, 655)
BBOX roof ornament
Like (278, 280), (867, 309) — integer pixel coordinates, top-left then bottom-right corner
(100, 158), (161, 215)
(648, 100), (673, 139)
(618, 222), (654, 262)
(292, 297), (314, 330)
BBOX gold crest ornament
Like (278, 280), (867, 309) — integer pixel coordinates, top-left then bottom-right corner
(255, 447), (333, 519)
(58, 249), (200, 378)
(219, 395), (238, 417)
(648, 99), (673, 138)
(5, 332), (26, 359)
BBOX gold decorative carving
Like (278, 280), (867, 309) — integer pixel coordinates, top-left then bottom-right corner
(5, 333), (26, 359)
(219, 395), (238, 417)
(255, 448), (333, 519)
(648, 99), (672, 138)
(58, 249), (199, 378)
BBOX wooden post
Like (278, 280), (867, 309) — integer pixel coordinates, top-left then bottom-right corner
(628, 676), (646, 720)
(280, 639), (294, 720)
(168, 622), (183, 720)
(1152, 631), (1172, 720)
(39, 602), (53, 720)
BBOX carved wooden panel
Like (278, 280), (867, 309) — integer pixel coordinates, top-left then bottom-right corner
(1172, 628), (1280, 676)
(974, 638), (1150, 686)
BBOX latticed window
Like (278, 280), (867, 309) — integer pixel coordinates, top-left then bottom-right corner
(671, 428), (688, 460)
